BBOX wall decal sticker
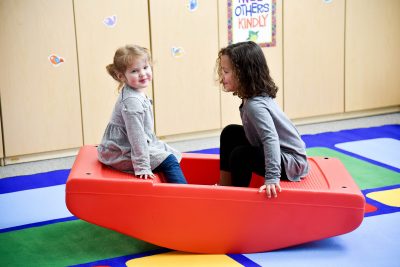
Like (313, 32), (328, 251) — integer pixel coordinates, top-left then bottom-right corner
(171, 47), (185, 58)
(103, 15), (117, 28)
(187, 0), (199, 12)
(48, 54), (65, 67)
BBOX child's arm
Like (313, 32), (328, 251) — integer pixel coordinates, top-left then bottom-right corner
(122, 97), (154, 178)
(246, 101), (282, 197)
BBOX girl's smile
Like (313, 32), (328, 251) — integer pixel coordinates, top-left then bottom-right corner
(123, 57), (152, 91)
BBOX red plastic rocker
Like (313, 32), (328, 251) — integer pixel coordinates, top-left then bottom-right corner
(66, 145), (365, 253)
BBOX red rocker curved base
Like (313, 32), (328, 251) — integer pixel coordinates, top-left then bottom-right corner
(66, 145), (365, 254)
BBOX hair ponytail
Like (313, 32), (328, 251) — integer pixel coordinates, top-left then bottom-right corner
(106, 63), (124, 91)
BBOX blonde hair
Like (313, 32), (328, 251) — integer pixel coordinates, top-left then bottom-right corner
(106, 44), (152, 91)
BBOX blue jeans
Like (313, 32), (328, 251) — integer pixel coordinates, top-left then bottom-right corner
(154, 154), (187, 184)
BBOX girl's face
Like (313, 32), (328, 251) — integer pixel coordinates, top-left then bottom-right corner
(122, 57), (152, 91)
(220, 55), (238, 92)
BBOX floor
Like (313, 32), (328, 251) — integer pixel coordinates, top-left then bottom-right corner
(1, 112), (399, 266)
(0, 112), (399, 179)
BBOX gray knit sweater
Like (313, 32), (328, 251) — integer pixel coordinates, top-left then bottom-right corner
(240, 94), (309, 184)
(97, 85), (181, 176)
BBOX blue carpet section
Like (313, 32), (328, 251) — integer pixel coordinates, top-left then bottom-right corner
(0, 169), (70, 194)
(302, 124), (400, 172)
(187, 147), (220, 154)
(0, 216), (77, 234)
(244, 212), (400, 267)
(301, 124), (400, 148)
(227, 254), (262, 267)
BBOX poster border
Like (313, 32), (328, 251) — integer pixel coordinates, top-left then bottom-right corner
(227, 0), (276, 47)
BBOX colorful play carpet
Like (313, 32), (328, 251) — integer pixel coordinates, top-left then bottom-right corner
(1, 124), (399, 267)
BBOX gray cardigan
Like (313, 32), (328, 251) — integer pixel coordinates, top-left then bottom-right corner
(240, 95), (309, 184)
(97, 85), (181, 176)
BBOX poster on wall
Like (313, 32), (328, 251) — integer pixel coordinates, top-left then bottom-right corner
(228, 0), (276, 47)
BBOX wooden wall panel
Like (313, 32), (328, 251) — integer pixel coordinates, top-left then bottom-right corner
(284, 0), (345, 119)
(0, 0), (82, 157)
(74, 0), (151, 145)
(263, 0), (284, 109)
(149, 0), (221, 137)
(345, 0), (400, 111)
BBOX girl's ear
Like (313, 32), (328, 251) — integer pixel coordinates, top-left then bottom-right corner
(117, 72), (125, 82)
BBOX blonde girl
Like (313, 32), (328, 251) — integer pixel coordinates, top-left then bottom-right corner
(98, 44), (187, 184)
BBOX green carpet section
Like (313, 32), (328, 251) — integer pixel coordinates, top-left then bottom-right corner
(0, 219), (159, 267)
(307, 147), (400, 190)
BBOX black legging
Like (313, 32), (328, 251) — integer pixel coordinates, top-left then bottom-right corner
(220, 124), (286, 187)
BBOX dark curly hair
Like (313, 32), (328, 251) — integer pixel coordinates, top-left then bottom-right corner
(217, 41), (278, 99)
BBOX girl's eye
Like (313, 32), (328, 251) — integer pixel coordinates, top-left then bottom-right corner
(143, 65), (149, 70)
(131, 69), (138, 73)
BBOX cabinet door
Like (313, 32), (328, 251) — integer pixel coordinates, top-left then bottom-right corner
(74, 0), (151, 145)
(283, 0), (345, 119)
(0, 0), (82, 157)
(345, 0), (400, 111)
(149, 0), (221, 137)
(219, 0), (284, 127)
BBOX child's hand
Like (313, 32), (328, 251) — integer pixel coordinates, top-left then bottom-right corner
(137, 174), (156, 179)
(258, 183), (282, 198)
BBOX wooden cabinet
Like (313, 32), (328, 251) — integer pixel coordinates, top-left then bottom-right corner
(149, 0), (221, 137)
(0, 0), (82, 158)
(0, 0), (398, 164)
(263, 0), (284, 109)
(345, 0), (400, 111)
(74, 0), (151, 145)
(283, 0), (345, 119)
